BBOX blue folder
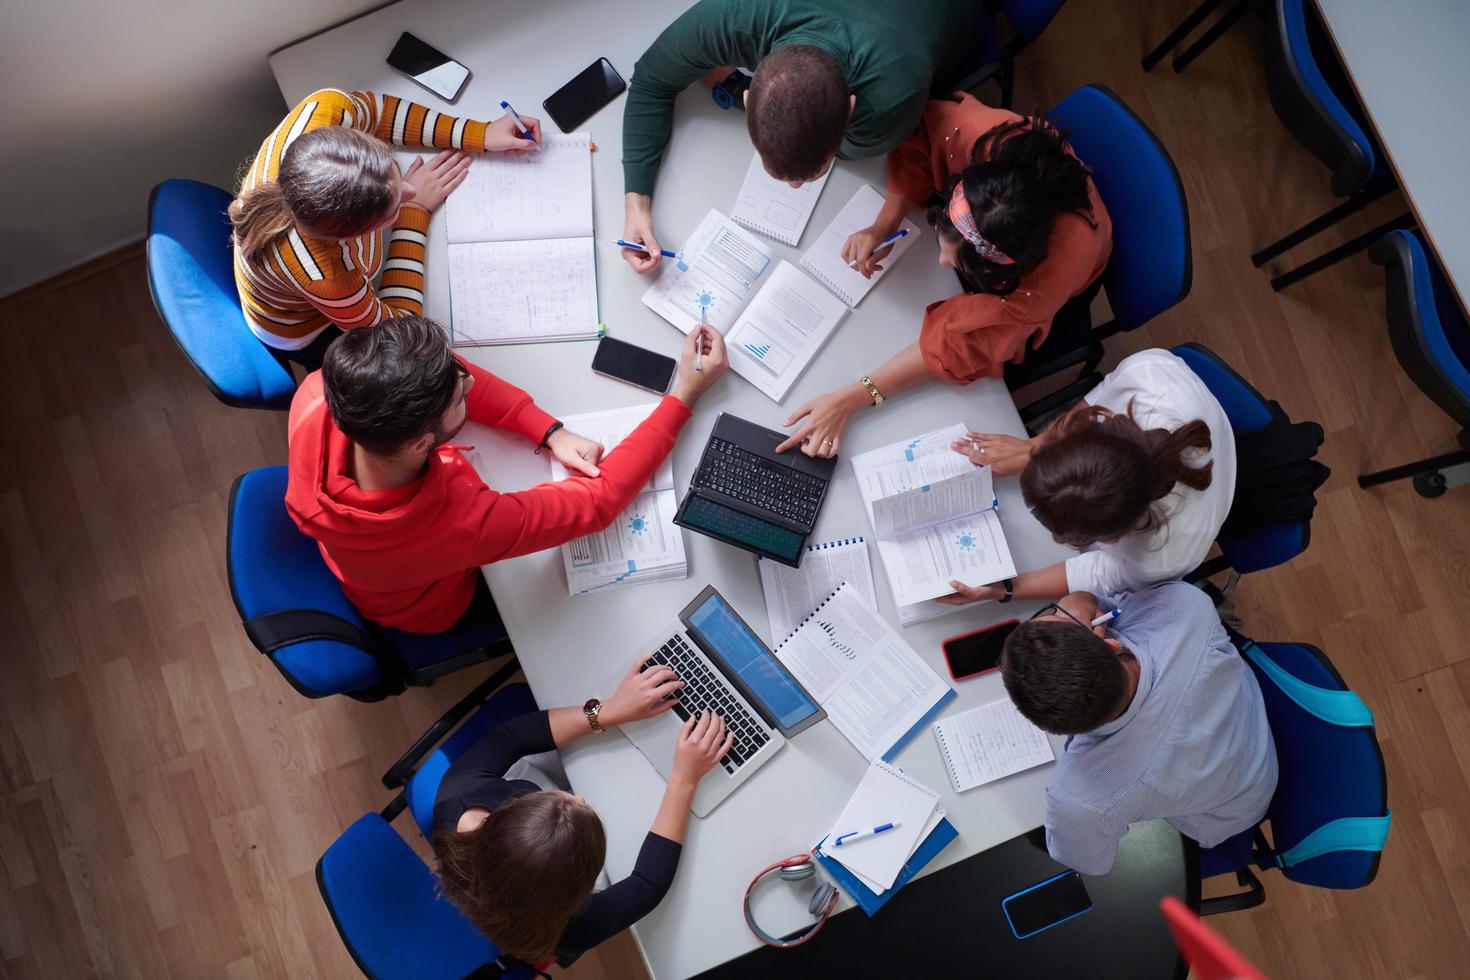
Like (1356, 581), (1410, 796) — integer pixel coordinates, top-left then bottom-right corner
(815, 817), (959, 916)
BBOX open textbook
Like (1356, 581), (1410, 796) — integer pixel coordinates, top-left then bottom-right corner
(757, 537), (877, 646)
(445, 134), (599, 345)
(545, 404), (687, 595)
(851, 423), (1017, 613)
(772, 582), (955, 762)
(642, 192), (920, 403)
(730, 150), (831, 246)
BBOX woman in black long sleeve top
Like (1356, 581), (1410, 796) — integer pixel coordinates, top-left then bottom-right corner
(431, 656), (734, 968)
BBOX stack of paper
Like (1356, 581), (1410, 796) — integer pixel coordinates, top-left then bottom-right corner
(772, 583), (954, 761)
(445, 134), (599, 345)
(730, 150), (831, 246)
(757, 537), (877, 645)
(546, 404), (687, 595)
(821, 761), (945, 892)
(851, 423), (1018, 625)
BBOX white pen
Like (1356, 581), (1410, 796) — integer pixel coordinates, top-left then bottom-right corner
(849, 228), (909, 268)
(1092, 609), (1120, 627)
(833, 822), (900, 847)
(695, 307), (707, 373)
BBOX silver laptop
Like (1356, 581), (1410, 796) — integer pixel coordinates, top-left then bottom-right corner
(617, 585), (826, 816)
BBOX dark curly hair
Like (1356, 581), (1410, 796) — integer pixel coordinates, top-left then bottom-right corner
(1000, 619), (1128, 734)
(321, 315), (463, 455)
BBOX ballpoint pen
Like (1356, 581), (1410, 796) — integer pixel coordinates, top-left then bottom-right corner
(695, 305), (708, 373)
(834, 822), (901, 846)
(498, 100), (536, 142)
(848, 227), (909, 268)
(1092, 609), (1120, 627)
(615, 239), (679, 258)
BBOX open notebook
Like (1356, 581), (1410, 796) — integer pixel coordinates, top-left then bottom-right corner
(851, 423), (1017, 614)
(445, 134), (599, 345)
(730, 150), (831, 246)
(933, 697), (1056, 792)
(545, 403), (687, 595)
(800, 185), (921, 307)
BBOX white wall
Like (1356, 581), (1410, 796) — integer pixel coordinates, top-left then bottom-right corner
(0, 0), (386, 297)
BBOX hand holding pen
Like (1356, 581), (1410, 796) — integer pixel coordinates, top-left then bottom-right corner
(498, 100), (539, 145)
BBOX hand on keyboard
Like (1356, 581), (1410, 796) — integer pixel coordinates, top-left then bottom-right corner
(671, 710), (735, 786)
(604, 655), (686, 726)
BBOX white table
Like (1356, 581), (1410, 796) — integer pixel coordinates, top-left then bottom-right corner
(272, 4), (1073, 976)
(1314, 0), (1470, 315)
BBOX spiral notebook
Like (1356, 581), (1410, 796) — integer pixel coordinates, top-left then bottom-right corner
(757, 537), (876, 645)
(730, 150), (831, 246)
(821, 761), (941, 890)
(932, 697), (1056, 793)
(772, 583), (955, 762)
(799, 184), (922, 307)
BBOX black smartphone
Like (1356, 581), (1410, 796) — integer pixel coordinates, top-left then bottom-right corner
(592, 336), (676, 394)
(543, 58), (627, 132)
(1003, 871), (1093, 939)
(942, 620), (1018, 680)
(386, 33), (471, 102)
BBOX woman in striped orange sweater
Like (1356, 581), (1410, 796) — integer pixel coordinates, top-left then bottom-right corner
(229, 89), (539, 368)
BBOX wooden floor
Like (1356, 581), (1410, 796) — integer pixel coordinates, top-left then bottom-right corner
(3, 1), (1468, 976)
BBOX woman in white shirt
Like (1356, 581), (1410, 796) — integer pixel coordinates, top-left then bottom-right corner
(940, 349), (1236, 605)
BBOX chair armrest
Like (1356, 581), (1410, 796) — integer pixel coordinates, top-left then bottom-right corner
(381, 656), (523, 790)
(1199, 867), (1266, 916)
(952, 57), (1011, 97)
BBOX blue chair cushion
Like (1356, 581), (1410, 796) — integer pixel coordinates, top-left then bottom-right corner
(998, 0), (1065, 43)
(1048, 85), (1190, 332)
(318, 813), (502, 979)
(227, 467), (381, 696)
(1217, 522), (1307, 576)
(1248, 642), (1386, 890)
(146, 180), (296, 411)
(1398, 230), (1470, 406)
(1279, 0), (1380, 188)
(1170, 344), (1274, 433)
(407, 683), (541, 839)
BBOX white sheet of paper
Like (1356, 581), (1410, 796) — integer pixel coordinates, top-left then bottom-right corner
(774, 583), (953, 762)
(824, 761), (939, 890)
(933, 697), (1056, 792)
(447, 237), (599, 345)
(800, 184), (921, 307)
(872, 467), (996, 539)
(642, 209), (776, 336)
(730, 151), (831, 246)
(724, 260), (849, 402)
(445, 134), (593, 243)
(758, 538), (877, 646)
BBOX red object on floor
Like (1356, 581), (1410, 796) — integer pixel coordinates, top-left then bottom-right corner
(1160, 896), (1268, 980)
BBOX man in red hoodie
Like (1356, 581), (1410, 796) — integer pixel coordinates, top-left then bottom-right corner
(286, 315), (728, 633)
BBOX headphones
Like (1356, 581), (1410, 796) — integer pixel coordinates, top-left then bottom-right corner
(742, 853), (839, 949)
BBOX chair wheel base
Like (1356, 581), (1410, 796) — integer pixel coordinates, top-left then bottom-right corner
(1414, 472), (1449, 499)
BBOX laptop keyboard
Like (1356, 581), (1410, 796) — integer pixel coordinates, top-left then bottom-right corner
(642, 634), (772, 775)
(692, 438), (824, 526)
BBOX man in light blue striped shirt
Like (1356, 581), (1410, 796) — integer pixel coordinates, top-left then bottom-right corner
(1000, 581), (1278, 875)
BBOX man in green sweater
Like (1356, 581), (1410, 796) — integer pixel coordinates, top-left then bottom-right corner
(620, 0), (982, 275)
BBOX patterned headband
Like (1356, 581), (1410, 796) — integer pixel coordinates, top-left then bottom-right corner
(948, 183), (1015, 266)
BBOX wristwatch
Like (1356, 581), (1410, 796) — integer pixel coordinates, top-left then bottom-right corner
(583, 698), (605, 734)
(997, 578), (1015, 604)
(710, 69), (752, 110)
(859, 375), (885, 406)
(535, 420), (564, 455)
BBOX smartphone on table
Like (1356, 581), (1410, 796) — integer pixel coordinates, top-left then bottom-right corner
(543, 58), (627, 132)
(592, 336), (676, 395)
(386, 32), (471, 102)
(942, 619), (1018, 680)
(1002, 870), (1093, 939)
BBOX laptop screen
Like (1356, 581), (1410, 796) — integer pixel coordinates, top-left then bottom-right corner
(686, 592), (821, 731)
(679, 495), (805, 562)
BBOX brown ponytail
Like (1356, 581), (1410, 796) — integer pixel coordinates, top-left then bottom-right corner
(1020, 400), (1214, 548)
(431, 791), (606, 963)
(229, 126), (397, 264)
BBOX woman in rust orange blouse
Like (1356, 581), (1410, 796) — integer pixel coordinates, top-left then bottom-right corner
(777, 93), (1112, 458)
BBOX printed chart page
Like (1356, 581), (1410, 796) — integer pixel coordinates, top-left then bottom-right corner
(642, 209), (776, 336)
(445, 134), (593, 243)
(724, 260), (848, 403)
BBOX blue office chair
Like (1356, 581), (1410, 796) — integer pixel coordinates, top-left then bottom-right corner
(318, 664), (540, 979)
(146, 180), (297, 411)
(1357, 230), (1470, 499)
(226, 466), (514, 702)
(1005, 84), (1192, 393)
(1198, 637), (1389, 914)
(949, 0), (1068, 109)
(1250, 0), (1414, 291)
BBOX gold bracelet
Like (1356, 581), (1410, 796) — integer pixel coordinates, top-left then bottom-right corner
(859, 375), (885, 406)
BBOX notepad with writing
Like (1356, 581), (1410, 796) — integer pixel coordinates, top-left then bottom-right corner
(773, 583), (955, 762)
(800, 184), (921, 307)
(730, 150), (831, 246)
(757, 537), (876, 645)
(446, 134), (599, 345)
(933, 697), (1056, 793)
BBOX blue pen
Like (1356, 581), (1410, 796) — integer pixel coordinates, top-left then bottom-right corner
(615, 239), (679, 258)
(1091, 609), (1120, 627)
(848, 228), (909, 268)
(499, 100), (536, 142)
(834, 822), (900, 847)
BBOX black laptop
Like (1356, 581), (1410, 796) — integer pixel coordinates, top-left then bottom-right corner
(674, 413), (837, 567)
